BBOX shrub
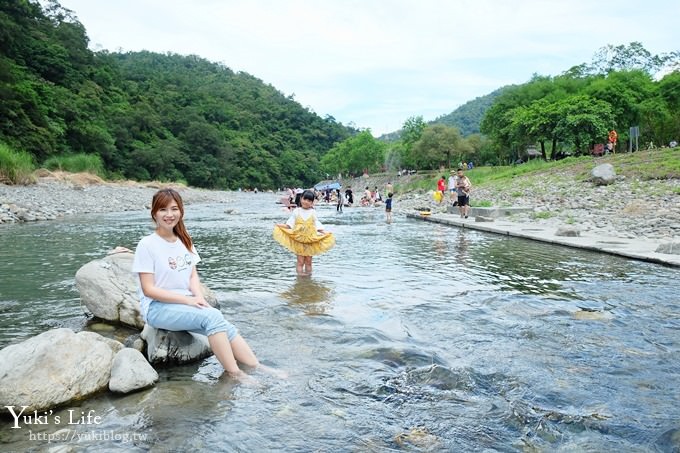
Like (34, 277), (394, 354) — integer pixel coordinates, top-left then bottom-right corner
(43, 153), (105, 177)
(0, 142), (36, 185)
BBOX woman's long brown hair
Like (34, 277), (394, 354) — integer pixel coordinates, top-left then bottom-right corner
(151, 189), (194, 253)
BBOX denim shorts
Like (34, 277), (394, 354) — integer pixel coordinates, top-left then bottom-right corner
(146, 300), (238, 340)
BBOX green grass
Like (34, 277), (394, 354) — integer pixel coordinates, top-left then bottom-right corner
(473, 200), (493, 207)
(603, 148), (680, 180)
(0, 142), (36, 185)
(43, 153), (105, 177)
(532, 211), (554, 219)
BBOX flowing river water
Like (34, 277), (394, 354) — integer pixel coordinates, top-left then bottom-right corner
(1, 192), (679, 452)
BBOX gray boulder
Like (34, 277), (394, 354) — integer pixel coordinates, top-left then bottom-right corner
(140, 325), (212, 365)
(75, 251), (143, 328)
(591, 163), (616, 186)
(0, 328), (123, 412)
(75, 249), (219, 329)
(109, 348), (159, 393)
(555, 226), (581, 237)
(655, 241), (680, 255)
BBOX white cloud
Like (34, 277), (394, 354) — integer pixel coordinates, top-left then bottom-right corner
(59, 0), (680, 135)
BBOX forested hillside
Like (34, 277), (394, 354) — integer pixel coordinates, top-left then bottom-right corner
(431, 87), (508, 136)
(0, 0), (355, 189)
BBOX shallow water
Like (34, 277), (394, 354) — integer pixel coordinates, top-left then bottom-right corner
(1, 192), (679, 451)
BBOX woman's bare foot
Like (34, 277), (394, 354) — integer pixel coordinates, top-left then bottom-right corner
(257, 364), (289, 379)
(227, 369), (260, 387)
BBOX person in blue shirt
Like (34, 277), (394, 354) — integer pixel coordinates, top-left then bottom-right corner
(385, 192), (393, 223)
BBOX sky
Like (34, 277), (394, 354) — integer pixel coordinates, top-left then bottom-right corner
(57, 0), (680, 136)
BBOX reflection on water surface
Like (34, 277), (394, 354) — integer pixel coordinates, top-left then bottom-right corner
(1, 192), (678, 451)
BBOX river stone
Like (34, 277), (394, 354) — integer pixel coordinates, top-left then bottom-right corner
(556, 226), (581, 237)
(124, 333), (146, 353)
(0, 328), (123, 412)
(655, 241), (680, 255)
(475, 215), (494, 222)
(591, 163), (616, 186)
(75, 250), (219, 329)
(140, 325), (212, 365)
(109, 348), (159, 393)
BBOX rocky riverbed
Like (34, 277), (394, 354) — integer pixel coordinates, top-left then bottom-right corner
(2, 169), (680, 240)
(340, 169), (680, 241)
(0, 171), (235, 224)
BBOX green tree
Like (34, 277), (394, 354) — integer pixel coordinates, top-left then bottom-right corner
(411, 125), (463, 170)
(553, 96), (614, 154)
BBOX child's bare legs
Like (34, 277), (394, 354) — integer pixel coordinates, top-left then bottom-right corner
(296, 255), (313, 275)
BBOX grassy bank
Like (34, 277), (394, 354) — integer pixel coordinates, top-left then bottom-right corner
(392, 148), (680, 195)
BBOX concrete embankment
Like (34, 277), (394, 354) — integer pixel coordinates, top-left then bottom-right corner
(407, 211), (680, 268)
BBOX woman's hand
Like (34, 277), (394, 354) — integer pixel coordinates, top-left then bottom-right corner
(277, 223), (291, 229)
(185, 295), (210, 308)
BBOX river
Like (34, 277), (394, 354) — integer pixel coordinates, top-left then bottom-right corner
(1, 191), (679, 451)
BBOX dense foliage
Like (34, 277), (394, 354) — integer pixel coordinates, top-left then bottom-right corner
(431, 87), (507, 136)
(0, 0), (355, 188)
(481, 43), (680, 162)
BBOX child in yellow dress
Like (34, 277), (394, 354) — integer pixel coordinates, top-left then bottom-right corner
(273, 190), (335, 276)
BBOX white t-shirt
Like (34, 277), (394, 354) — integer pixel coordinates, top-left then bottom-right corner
(131, 232), (201, 320)
(286, 207), (324, 230)
(448, 176), (456, 190)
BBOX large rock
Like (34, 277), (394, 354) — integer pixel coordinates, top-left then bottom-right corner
(591, 163), (616, 186)
(75, 250), (219, 329)
(655, 241), (680, 255)
(555, 226), (581, 237)
(140, 325), (212, 365)
(109, 348), (159, 393)
(0, 328), (123, 412)
(75, 251), (144, 328)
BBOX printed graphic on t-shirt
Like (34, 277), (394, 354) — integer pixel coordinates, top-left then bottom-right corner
(168, 253), (192, 271)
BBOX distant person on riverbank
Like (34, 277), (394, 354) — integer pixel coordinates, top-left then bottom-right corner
(294, 188), (303, 207)
(385, 192), (393, 223)
(273, 189), (336, 276)
(436, 175), (446, 203)
(448, 171), (457, 203)
(345, 187), (354, 206)
(385, 181), (393, 196)
(374, 186), (382, 202)
(132, 188), (278, 384)
(455, 168), (472, 219)
(364, 186), (372, 206)
(336, 188), (344, 213)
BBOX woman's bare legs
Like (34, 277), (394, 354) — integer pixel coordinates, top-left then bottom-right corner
(229, 335), (259, 367)
(208, 332), (243, 374)
(209, 333), (286, 380)
(304, 256), (313, 275)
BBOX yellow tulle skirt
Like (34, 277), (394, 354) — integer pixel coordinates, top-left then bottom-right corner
(273, 220), (335, 256)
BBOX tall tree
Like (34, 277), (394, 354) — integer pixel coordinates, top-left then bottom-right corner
(411, 125), (463, 170)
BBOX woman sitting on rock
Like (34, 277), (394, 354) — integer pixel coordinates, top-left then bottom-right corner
(132, 188), (282, 383)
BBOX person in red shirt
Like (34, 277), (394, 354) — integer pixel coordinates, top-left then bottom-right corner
(436, 176), (446, 203)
